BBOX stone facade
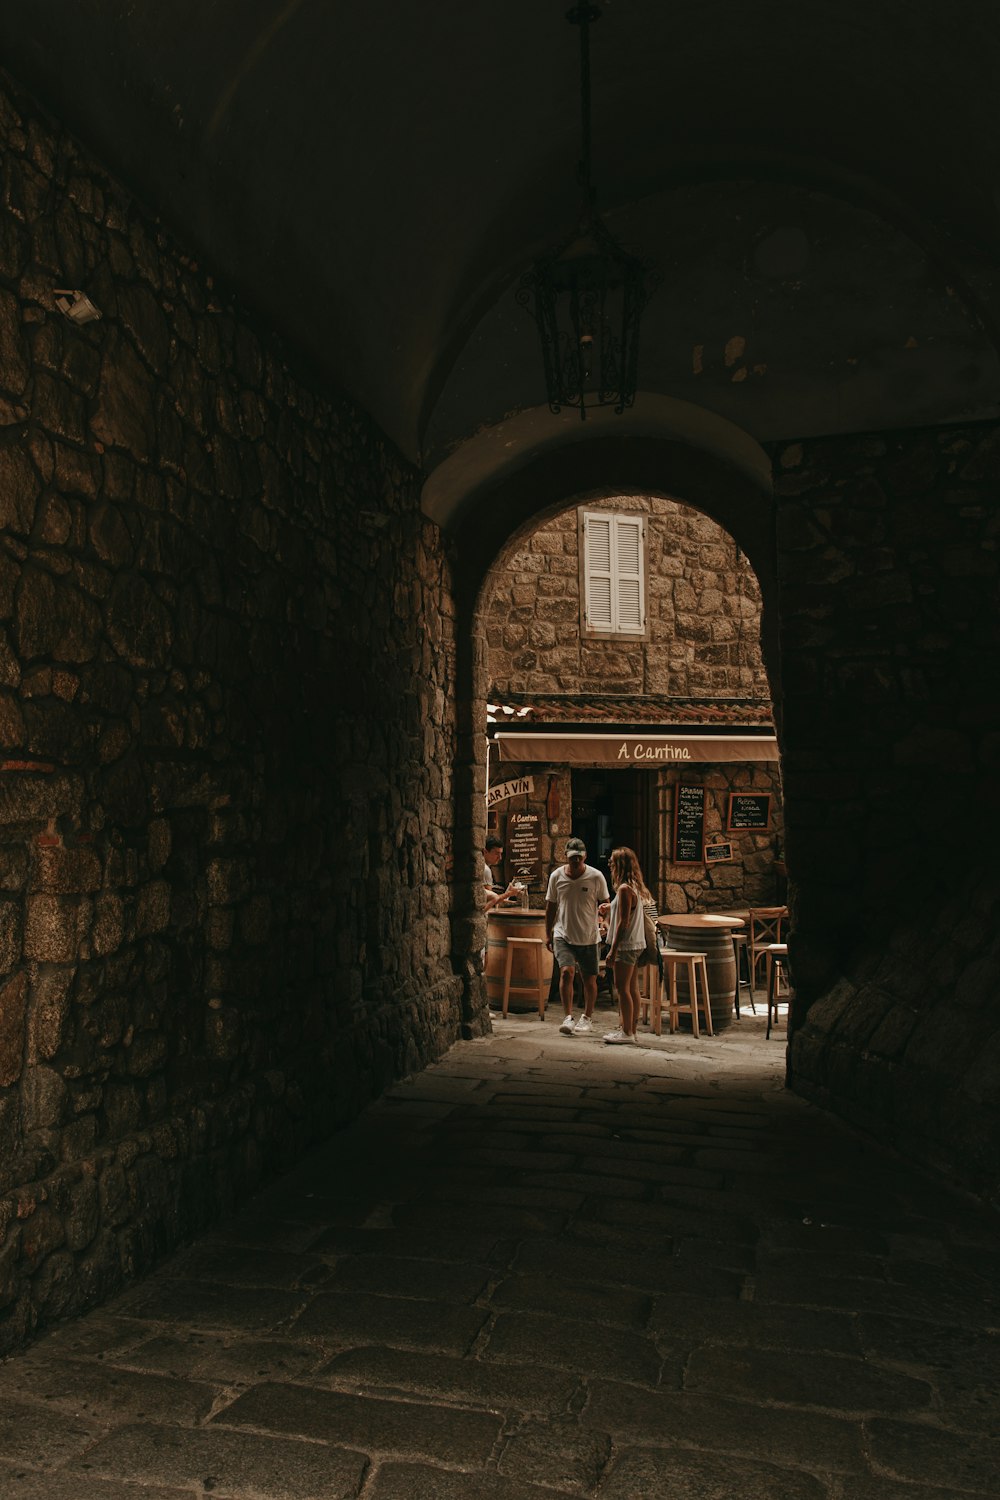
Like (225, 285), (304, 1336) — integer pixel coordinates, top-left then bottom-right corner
(0, 71), (460, 1350)
(485, 498), (783, 911)
(487, 496), (770, 698)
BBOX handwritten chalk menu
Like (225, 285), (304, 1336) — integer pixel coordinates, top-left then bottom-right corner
(727, 792), (772, 830)
(673, 784), (706, 864)
(507, 811), (542, 884)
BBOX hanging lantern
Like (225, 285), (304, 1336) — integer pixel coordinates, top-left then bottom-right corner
(517, 4), (659, 418)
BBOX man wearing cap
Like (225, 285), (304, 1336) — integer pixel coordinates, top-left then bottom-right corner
(545, 837), (610, 1035)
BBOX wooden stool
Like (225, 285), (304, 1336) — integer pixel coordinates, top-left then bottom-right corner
(762, 942), (789, 1039)
(636, 961), (659, 1028)
(501, 937), (548, 1019)
(660, 950), (713, 1037)
(731, 932), (754, 1018)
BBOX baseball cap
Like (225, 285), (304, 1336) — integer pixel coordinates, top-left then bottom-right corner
(565, 837), (587, 857)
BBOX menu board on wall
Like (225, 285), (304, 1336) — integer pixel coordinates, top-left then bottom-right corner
(727, 792), (772, 830)
(673, 784), (706, 865)
(507, 811), (542, 884)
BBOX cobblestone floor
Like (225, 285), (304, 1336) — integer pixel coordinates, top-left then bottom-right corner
(1, 1002), (999, 1499)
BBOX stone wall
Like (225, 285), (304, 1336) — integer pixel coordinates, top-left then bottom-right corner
(486, 496), (770, 698)
(776, 428), (1000, 1205)
(0, 70), (460, 1349)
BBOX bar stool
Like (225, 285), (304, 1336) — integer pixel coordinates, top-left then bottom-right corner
(636, 961), (658, 1027)
(660, 950), (713, 1037)
(501, 937), (548, 1019)
(761, 942), (789, 1039)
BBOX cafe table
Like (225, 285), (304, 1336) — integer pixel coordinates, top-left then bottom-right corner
(656, 913), (745, 1031)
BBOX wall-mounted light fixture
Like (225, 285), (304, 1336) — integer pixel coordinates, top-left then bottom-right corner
(54, 288), (102, 325)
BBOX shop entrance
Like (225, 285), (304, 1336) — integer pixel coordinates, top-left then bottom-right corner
(571, 768), (659, 891)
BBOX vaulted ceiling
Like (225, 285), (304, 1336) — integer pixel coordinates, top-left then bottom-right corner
(3, 1), (999, 472)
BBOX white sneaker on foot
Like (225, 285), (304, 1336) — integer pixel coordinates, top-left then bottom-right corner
(559, 1014), (576, 1035)
(573, 1015), (593, 1034)
(604, 1027), (629, 1044)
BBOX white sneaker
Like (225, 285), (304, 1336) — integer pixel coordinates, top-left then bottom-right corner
(603, 1027), (629, 1045)
(559, 1014), (576, 1035)
(573, 1015), (593, 1034)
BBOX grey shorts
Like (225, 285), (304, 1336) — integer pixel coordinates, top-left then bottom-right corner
(611, 946), (643, 968)
(552, 938), (600, 978)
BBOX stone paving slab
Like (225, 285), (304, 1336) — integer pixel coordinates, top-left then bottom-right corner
(581, 1377), (867, 1473)
(0, 1010), (998, 1499)
(1, 1353), (219, 1423)
(114, 1277), (306, 1332)
(323, 1252), (493, 1302)
(0, 1396), (102, 1467)
(491, 1271), (653, 1328)
(368, 1464), (568, 1499)
(320, 1345), (581, 1414)
(216, 1380), (503, 1463)
(117, 1331), (328, 1382)
(483, 1310), (664, 1386)
(77, 1421), (368, 1498)
(497, 1415), (612, 1491)
(864, 1418), (1000, 1493)
(685, 1343), (934, 1414)
(599, 1445), (829, 1499)
(0, 1469), (190, 1500)
(289, 1291), (488, 1353)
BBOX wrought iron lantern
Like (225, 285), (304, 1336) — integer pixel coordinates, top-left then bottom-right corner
(517, 3), (658, 419)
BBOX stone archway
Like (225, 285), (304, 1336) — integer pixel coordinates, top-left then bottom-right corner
(435, 420), (778, 1037)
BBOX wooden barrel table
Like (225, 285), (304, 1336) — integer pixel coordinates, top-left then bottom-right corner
(656, 914), (744, 1032)
(485, 909), (554, 1012)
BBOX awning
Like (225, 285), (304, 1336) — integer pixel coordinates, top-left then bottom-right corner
(493, 732), (779, 765)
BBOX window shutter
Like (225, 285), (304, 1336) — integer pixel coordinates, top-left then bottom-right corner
(582, 511), (646, 634)
(614, 517), (645, 633)
(584, 515), (614, 629)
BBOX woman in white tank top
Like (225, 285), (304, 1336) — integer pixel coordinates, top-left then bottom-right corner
(602, 846), (653, 1044)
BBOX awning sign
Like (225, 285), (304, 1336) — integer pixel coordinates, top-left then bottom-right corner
(487, 775), (534, 807)
(494, 733), (779, 765)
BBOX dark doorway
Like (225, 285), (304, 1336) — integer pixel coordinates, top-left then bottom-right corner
(571, 768), (658, 890)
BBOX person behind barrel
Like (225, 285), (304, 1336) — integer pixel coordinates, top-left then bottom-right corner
(545, 837), (609, 1036)
(601, 846), (653, 1045)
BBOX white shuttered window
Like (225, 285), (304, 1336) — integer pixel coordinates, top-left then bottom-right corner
(582, 511), (646, 634)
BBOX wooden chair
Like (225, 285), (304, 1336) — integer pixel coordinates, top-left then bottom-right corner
(748, 907), (786, 990)
(660, 950), (713, 1037)
(501, 937), (548, 1018)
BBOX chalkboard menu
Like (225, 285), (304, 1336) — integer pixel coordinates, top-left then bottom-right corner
(727, 792), (772, 830)
(673, 783), (706, 864)
(507, 811), (542, 884)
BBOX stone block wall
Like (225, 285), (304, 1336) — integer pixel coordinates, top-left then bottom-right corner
(486, 496), (770, 698)
(776, 428), (1000, 1204)
(0, 70), (460, 1349)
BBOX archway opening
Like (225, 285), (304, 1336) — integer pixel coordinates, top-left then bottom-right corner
(481, 492), (781, 925)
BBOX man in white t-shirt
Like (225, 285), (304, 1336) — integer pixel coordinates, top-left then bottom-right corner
(545, 837), (610, 1036)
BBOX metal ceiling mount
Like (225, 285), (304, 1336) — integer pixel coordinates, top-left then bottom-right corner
(517, 2), (659, 419)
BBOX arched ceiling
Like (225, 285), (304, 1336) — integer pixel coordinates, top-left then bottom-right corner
(2, 0), (999, 467)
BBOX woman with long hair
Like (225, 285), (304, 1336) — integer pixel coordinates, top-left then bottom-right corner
(602, 846), (653, 1044)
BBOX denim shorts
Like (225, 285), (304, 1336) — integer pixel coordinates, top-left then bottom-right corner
(552, 937), (600, 978)
(611, 946), (643, 968)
